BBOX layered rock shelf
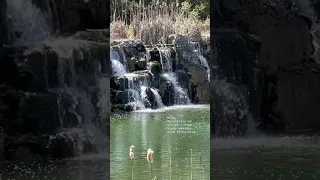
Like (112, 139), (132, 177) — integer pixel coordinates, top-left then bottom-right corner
(110, 35), (210, 112)
(0, 30), (110, 161)
(0, 0), (110, 162)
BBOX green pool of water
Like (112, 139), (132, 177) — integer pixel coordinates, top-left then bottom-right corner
(211, 137), (320, 180)
(110, 105), (210, 180)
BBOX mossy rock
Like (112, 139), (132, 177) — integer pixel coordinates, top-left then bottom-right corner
(150, 61), (162, 77)
(152, 60), (160, 67)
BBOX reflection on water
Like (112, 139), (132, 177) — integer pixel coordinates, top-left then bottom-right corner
(211, 136), (320, 180)
(0, 154), (109, 180)
(110, 105), (210, 180)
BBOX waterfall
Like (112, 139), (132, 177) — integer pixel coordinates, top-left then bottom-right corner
(110, 47), (127, 77)
(111, 59), (127, 77)
(123, 73), (148, 110)
(213, 79), (258, 136)
(6, 0), (54, 46)
(193, 42), (210, 82)
(159, 47), (173, 72)
(39, 38), (109, 152)
(162, 72), (190, 105)
(159, 47), (190, 105)
(199, 55), (210, 82)
(110, 39), (209, 111)
(150, 88), (164, 108)
(110, 43), (168, 110)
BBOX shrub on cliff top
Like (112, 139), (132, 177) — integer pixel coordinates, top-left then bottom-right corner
(110, 21), (127, 40)
(110, 1), (208, 44)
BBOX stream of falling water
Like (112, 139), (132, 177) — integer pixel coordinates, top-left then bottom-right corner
(6, 0), (54, 46)
(194, 42), (210, 82)
(159, 47), (191, 105)
(110, 47), (167, 110)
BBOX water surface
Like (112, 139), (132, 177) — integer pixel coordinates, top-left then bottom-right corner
(110, 105), (210, 180)
(0, 153), (109, 180)
(211, 136), (320, 180)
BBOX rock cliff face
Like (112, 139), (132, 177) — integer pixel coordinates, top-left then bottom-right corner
(0, 0), (110, 161)
(211, 0), (320, 136)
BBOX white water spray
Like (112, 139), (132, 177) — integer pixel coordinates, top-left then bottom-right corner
(162, 72), (190, 105)
(150, 87), (164, 108)
(7, 0), (53, 46)
(159, 47), (191, 105)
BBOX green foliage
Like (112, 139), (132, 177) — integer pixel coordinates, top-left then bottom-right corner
(110, 0), (209, 42)
(111, 0), (209, 21)
(152, 61), (160, 67)
(183, 0), (209, 20)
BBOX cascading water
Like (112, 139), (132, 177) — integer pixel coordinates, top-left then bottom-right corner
(110, 38), (209, 111)
(111, 59), (127, 77)
(6, 0), (55, 46)
(111, 44), (167, 110)
(125, 74), (148, 110)
(162, 72), (190, 104)
(110, 48), (127, 77)
(150, 87), (164, 108)
(40, 38), (109, 152)
(159, 47), (191, 105)
(193, 42), (210, 82)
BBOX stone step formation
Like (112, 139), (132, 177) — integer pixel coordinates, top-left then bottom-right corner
(110, 37), (210, 112)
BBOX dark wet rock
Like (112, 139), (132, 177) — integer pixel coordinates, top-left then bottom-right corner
(145, 87), (155, 108)
(124, 104), (135, 111)
(117, 90), (135, 104)
(111, 104), (126, 112)
(48, 132), (76, 158)
(47, 130), (98, 159)
(60, 93), (81, 128)
(72, 29), (109, 43)
(20, 92), (61, 134)
(53, 0), (109, 33)
(24, 51), (50, 92)
(175, 70), (189, 89)
(149, 61), (162, 78)
(159, 78), (175, 106)
(134, 57), (147, 71)
(149, 48), (162, 64)
(0, 89), (25, 135)
(187, 65), (210, 104)
(14, 146), (44, 163)
(0, 46), (33, 89)
(274, 64), (320, 131)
